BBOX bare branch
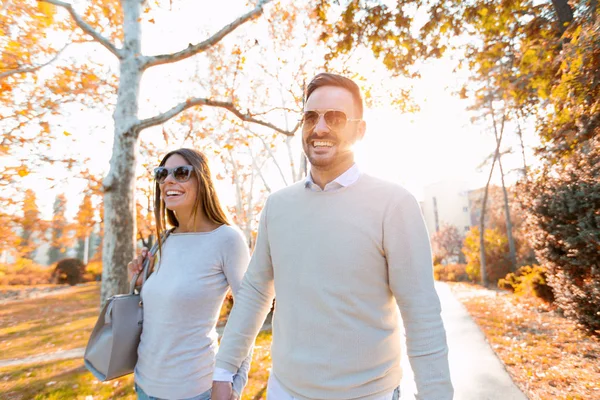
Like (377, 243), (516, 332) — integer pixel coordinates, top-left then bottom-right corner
(39, 0), (121, 58)
(137, 97), (300, 136)
(0, 42), (71, 80)
(141, 0), (272, 69)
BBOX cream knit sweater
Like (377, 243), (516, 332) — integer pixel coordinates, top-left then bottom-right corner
(216, 174), (453, 400)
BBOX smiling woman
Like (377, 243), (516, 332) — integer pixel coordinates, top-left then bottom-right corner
(124, 148), (253, 400)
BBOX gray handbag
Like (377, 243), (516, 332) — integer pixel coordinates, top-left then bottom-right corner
(84, 235), (166, 381)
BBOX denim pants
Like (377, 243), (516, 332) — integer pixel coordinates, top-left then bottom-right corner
(134, 383), (211, 400)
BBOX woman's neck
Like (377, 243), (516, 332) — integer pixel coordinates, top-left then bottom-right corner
(174, 211), (221, 233)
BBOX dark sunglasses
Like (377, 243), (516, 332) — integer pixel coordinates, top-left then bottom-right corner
(153, 165), (194, 184)
(302, 110), (361, 132)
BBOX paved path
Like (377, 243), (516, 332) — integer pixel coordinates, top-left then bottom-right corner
(399, 282), (528, 400)
(2, 283), (528, 400)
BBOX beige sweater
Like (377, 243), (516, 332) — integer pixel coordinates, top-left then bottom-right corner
(216, 174), (453, 400)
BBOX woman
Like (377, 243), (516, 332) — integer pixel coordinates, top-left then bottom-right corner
(128, 148), (250, 400)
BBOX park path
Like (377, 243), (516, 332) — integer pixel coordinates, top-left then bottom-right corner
(397, 282), (528, 400)
(1, 283), (528, 400)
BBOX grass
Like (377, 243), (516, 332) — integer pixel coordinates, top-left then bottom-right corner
(0, 359), (136, 400)
(1, 284), (272, 399)
(1, 284), (100, 360)
(448, 282), (600, 400)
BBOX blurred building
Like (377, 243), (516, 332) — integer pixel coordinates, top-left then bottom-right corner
(421, 180), (474, 237)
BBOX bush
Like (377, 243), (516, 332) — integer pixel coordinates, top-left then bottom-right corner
(0, 258), (52, 285)
(53, 258), (86, 286)
(498, 265), (555, 303)
(85, 261), (102, 281)
(463, 227), (513, 285)
(434, 263), (470, 282)
(522, 141), (600, 336)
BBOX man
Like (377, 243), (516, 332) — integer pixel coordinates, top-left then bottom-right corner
(212, 73), (453, 399)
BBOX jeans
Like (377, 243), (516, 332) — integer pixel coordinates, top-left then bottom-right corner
(134, 383), (211, 400)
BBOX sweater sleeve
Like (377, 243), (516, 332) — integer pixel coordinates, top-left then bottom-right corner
(221, 228), (253, 395)
(383, 191), (454, 400)
(215, 198), (275, 374)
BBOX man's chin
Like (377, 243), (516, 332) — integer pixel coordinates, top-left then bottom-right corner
(307, 154), (336, 168)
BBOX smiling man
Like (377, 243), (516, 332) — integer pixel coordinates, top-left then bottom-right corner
(212, 73), (453, 400)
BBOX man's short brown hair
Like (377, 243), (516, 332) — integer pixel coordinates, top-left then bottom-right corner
(305, 73), (364, 118)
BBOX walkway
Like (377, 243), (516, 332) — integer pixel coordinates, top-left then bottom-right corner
(398, 282), (528, 399)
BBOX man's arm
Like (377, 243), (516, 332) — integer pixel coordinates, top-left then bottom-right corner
(213, 199), (276, 398)
(384, 191), (454, 400)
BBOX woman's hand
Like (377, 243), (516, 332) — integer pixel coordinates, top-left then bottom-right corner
(127, 248), (154, 287)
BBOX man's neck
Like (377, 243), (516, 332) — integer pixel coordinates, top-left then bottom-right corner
(310, 160), (354, 190)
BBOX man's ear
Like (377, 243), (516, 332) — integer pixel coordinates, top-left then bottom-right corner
(355, 120), (366, 141)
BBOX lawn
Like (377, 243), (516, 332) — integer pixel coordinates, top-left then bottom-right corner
(0, 284), (272, 399)
(448, 282), (600, 400)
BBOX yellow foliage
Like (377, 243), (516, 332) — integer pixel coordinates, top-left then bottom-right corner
(36, 2), (56, 26)
(17, 167), (29, 177)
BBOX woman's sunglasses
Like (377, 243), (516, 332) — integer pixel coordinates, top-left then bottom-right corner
(302, 110), (361, 132)
(153, 165), (194, 184)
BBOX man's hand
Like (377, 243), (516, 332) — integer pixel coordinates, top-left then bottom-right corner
(211, 381), (235, 400)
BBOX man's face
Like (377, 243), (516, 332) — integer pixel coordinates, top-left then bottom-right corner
(302, 86), (365, 171)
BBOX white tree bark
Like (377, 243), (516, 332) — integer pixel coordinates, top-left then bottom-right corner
(39, 0), (304, 304)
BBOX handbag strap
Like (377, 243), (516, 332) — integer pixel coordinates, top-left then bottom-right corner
(128, 229), (172, 294)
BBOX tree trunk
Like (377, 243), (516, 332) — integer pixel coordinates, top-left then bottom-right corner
(551, 0), (574, 33)
(100, 0), (142, 305)
(515, 116), (528, 179)
(497, 153), (517, 270)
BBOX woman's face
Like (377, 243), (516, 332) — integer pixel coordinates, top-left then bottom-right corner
(159, 154), (198, 218)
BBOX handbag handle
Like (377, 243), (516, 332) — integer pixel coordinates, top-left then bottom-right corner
(128, 229), (172, 294)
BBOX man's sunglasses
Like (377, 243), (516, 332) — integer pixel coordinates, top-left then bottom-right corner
(302, 110), (361, 131)
(153, 165), (194, 184)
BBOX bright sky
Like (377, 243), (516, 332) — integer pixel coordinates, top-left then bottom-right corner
(17, 0), (540, 220)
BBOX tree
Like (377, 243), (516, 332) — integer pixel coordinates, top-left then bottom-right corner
(430, 224), (464, 265)
(47, 193), (70, 264)
(75, 191), (95, 263)
(522, 138), (600, 335)
(19, 189), (41, 260)
(3, 0), (305, 303)
(463, 226), (513, 285)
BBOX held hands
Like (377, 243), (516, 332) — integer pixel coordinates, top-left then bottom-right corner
(211, 381), (238, 400)
(127, 248), (155, 287)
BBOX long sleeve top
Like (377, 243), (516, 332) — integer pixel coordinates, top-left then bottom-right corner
(135, 225), (250, 399)
(215, 174), (453, 400)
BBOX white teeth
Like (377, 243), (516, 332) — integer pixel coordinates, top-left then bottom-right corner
(166, 191), (183, 196)
(313, 141), (334, 147)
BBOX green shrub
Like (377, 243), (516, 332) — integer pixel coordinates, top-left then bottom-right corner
(53, 258), (86, 286)
(521, 141), (600, 336)
(434, 263), (470, 282)
(498, 265), (555, 303)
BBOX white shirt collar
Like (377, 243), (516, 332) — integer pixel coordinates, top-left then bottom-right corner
(305, 164), (361, 192)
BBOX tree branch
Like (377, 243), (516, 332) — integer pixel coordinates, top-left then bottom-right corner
(0, 42), (70, 80)
(39, 0), (121, 58)
(141, 0), (272, 69)
(137, 97), (300, 136)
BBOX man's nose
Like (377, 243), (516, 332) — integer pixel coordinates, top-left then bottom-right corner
(313, 114), (329, 135)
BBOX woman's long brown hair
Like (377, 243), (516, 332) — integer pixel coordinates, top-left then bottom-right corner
(154, 148), (230, 256)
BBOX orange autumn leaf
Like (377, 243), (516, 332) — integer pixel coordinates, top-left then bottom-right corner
(18, 167), (29, 177)
(40, 121), (50, 133)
